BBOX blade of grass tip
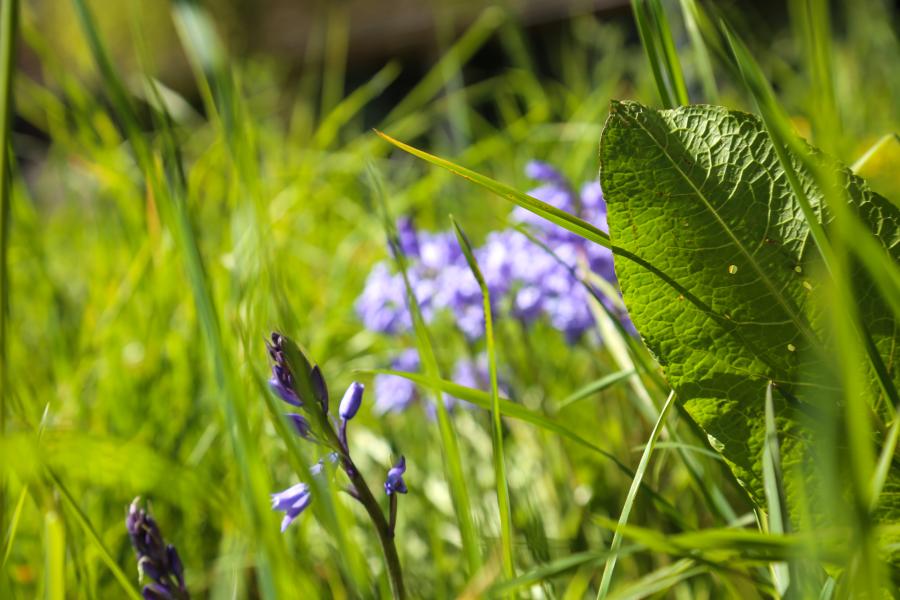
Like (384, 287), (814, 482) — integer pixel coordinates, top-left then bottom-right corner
(607, 559), (705, 600)
(631, 0), (686, 108)
(557, 370), (637, 410)
(1, 486), (27, 568)
(0, 0), (18, 545)
(380, 6), (505, 126)
(320, 2), (349, 118)
(488, 550), (618, 596)
(70, 0), (152, 171)
(314, 61), (401, 149)
(451, 216), (515, 581)
(678, 0), (718, 102)
(646, 0), (689, 105)
(46, 470), (142, 600)
(373, 130), (612, 249)
(596, 391), (677, 599)
(789, 0), (839, 156)
(363, 367), (686, 527)
(762, 383), (791, 596)
(851, 133), (899, 174)
(44, 509), (65, 600)
(366, 163), (480, 575)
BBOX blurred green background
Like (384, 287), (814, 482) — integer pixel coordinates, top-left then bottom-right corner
(1, 0), (898, 598)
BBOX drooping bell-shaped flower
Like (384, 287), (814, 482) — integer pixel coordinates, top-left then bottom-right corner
(384, 456), (408, 495)
(271, 482), (312, 532)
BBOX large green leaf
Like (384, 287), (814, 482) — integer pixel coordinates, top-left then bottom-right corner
(599, 101), (900, 533)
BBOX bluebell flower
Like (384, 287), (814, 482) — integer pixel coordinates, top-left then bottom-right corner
(271, 482), (312, 532)
(356, 162), (629, 347)
(286, 412), (313, 440)
(373, 349), (421, 414)
(384, 456), (408, 495)
(339, 382), (365, 421)
(126, 499), (189, 600)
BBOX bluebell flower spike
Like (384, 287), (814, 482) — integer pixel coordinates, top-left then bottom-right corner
(126, 498), (189, 600)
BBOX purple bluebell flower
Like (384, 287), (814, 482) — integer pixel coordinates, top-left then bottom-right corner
(374, 349), (421, 414)
(339, 382), (364, 421)
(126, 499), (189, 600)
(384, 456), (408, 495)
(357, 164), (631, 350)
(286, 413), (313, 440)
(271, 482), (312, 532)
(396, 216), (421, 257)
(266, 332), (329, 415)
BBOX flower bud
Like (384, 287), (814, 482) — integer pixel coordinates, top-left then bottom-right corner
(339, 382), (364, 421)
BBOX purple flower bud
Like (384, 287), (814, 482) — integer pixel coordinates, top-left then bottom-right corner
(310, 365), (329, 414)
(126, 499), (189, 599)
(339, 382), (364, 421)
(384, 456), (408, 495)
(396, 217), (420, 257)
(286, 413), (312, 440)
(142, 583), (175, 600)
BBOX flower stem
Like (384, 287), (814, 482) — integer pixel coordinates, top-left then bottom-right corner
(321, 421), (406, 599)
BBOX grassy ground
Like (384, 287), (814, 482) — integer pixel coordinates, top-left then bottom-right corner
(1, 0), (899, 598)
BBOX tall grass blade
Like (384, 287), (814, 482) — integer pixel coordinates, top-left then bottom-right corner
(367, 164), (481, 575)
(0, 0), (18, 551)
(43, 510), (65, 600)
(47, 470), (141, 599)
(451, 216), (515, 581)
(678, 0), (718, 102)
(631, 0), (688, 107)
(596, 391), (677, 599)
(374, 130), (611, 248)
(762, 383), (790, 595)
(1, 486), (27, 569)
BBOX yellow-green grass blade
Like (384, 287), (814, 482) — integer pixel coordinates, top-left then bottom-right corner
(43, 509), (65, 600)
(47, 470), (141, 600)
(0, 0), (18, 549)
(451, 216), (515, 581)
(364, 368), (687, 529)
(367, 163), (480, 575)
(596, 391), (677, 599)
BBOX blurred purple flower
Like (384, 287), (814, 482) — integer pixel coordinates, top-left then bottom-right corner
(384, 456), (408, 495)
(356, 162), (629, 345)
(126, 499), (189, 600)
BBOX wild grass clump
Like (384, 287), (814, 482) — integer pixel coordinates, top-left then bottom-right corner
(1, 0), (898, 598)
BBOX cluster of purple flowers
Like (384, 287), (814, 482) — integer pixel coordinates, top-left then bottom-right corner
(126, 499), (189, 600)
(356, 161), (625, 343)
(373, 350), (506, 415)
(265, 333), (407, 532)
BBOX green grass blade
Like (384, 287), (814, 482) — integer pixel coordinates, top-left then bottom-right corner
(762, 383), (791, 595)
(488, 550), (621, 596)
(367, 164), (480, 575)
(596, 391), (677, 599)
(0, 0), (18, 548)
(374, 130), (611, 248)
(1, 485), (27, 569)
(789, 0), (839, 155)
(381, 7), (505, 125)
(47, 470), (141, 600)
(364, 368), (687, 528)
(557, 370), (637, 410)
(43, 509), (65, 600)
(451, 216), (515, 581)
(607, 558), (705, 600)
(678, 0), (718, 102)
(631, 0), (688, 107)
